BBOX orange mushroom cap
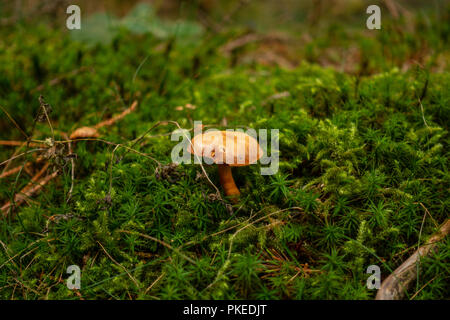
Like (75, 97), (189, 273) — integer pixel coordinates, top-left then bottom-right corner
(188, 130), (263, 166)
(69, 126), (100, 140)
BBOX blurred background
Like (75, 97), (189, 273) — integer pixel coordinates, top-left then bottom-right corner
(1, 0), (447, 29)
(0, 0), (448, 74)
(0, 0), (448, 135)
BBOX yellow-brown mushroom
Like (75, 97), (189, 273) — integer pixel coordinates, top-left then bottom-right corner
(188, 130), (263, 202)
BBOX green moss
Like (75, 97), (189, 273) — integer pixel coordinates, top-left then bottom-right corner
(0, 2), (449, 300)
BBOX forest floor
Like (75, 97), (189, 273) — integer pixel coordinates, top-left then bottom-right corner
(0, 2), (449, 299)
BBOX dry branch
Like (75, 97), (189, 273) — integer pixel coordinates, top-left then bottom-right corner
(0, 157), (45, 179)
(94, 100), (138, 129)
(69, 100), (138, 140)
(0, 140), (44, 148)
(1, 166), (58, 216)
(376, 219), (450, 300)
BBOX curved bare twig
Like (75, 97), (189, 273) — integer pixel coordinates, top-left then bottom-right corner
(376, 219), (450, 300)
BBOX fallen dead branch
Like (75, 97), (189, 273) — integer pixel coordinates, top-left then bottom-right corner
(2, 161), (50, 212)
(0, 149), (47, 168)
(70, 100), (138, 140)
(1, 167), (58, 216)
(376, 218), (450, 300)
(0, 99), (139, 212)
(0, 140), (45, 148)
(94, 100), (138, 129)
(0, 157), (45, 179)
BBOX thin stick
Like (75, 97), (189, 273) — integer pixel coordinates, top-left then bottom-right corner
(118, 230), (197, 265)
(94, 100), (138, 129)
(0, 140), (44, 148)
(0, 105), (29, 139)
(62, 133), (75, 203)
(38, 95), (55, 141)
(410, 276), (438, 300)
(144, 272), (166, 295)
(419, 202), (439, 228)
(0, 237), (55, 269)
(418, 98), (429, 128)
(0, 149), (47, 167)
(376, 219), (450, 300)
(109, 144), (121, 196)
(21, 162), (50, 194)
(1, 141), (27, 176)
(97, 241), (140, 288)
(0, 157), (44, 179)
(1, 169), (57, 216)
(49, 137), (161, 166)
(69, 120), (222, 200)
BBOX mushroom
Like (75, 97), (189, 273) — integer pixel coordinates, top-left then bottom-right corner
(69, 126), (100, 140)
(188, 130), (263, 202)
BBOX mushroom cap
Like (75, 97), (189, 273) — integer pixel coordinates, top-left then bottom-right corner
(188, 130), (263, 167)
(69, 126), (100, 140)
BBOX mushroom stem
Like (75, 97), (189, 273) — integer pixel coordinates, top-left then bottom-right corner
(218, 164), (240, 200)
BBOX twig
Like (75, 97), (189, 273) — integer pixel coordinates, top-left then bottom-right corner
(418, 98), (429, 128)
(0, 149), (47, 168)
(144, 272), (166, 295)
(0, 105), (29, 139)
(1, 169), (58, 216)
(62, 133), (75, 203)
(376, 219), (450, 300)
(97, 241), (140, 288)
(13, 277), (41, 296)
(0, 157), (44, 179)
(410, 276), (438, 300)
(119, 120), (222, 199)
(46, 274), (84, 300)
(38, 95), (55, 141)
(94, 100), (138, 129)
(0, 237), (55, 269)
(108, 144), (121, 197)
(0, 240), (17, 269)
(0, 140), (44, 148)
(118, 230), (197, 265)
(418, 202), (439, 228)
(70, 100), (138, 139)
(1, 141), (27, 176)
(52, 138), (161, 166)
(4, 95), (53, 216)
(415, 207), (428, 292)
(20, 162), (50, 194)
